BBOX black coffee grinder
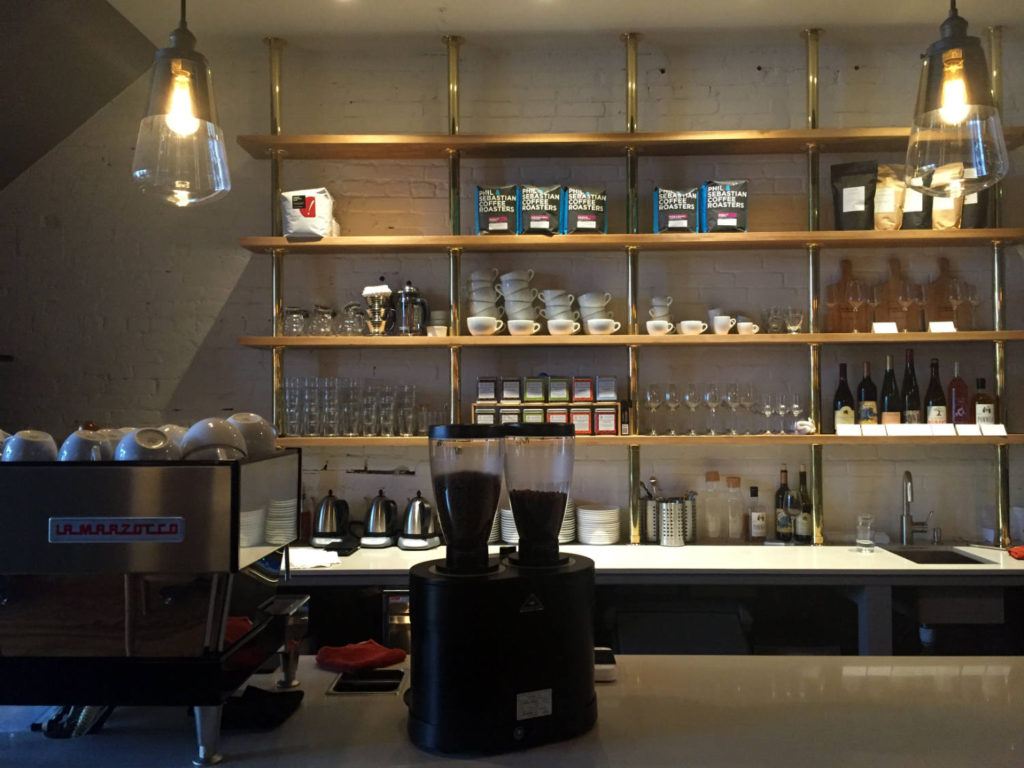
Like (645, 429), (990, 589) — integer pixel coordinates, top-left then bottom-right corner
(407, 424), (596, 754)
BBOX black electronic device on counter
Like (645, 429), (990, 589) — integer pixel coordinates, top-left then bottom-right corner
(406, 424), (596, 755)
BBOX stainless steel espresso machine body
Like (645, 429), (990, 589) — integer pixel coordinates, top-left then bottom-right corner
(0, 450), (308, 765)
(407, 424), (596, 755)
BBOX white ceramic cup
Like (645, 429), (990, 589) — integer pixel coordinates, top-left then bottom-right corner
(499, 269), (534, 283)
(429, 310), (449, 323)
(586, 318), (621, 335)
(539, 290), (574, 304)
(508, 320), (542, 336)
(540, 296), (574, 309)
(496, 280), (530, 296)
(646, 320), (675, 335)
(580, 307), (611, 319)
(426, 325), (448, 337)
(505, 302), (539, 319)
(469, 268), (498, 281)
(680, 320), (709, 335)
(547, 319), (581, 335)
(648, 307), (672, 319)
(713, 315), (737, 334)
(470, 287), (500, 302)
(736, 322), (761, 335)
(181, 418), (248, 459)
(650, 296), (674, 307)
(59, 429), (112, 461)
(186, 446), (247, 461)
(467, 316), (504, 335)
(540, 308), (581, 321)
(2, 430), (58, 462)
(116, 428), (182, 461)
(158, 424), (188, 448)
(501, 286), (539, 302)
(578, 291), (613, 307)
(227, 413), (278, 460)
(468, 303), (503, 318)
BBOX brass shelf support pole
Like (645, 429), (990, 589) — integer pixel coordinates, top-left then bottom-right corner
(804, 28), (825, 545)
(446, 36), (463, 424)
(266, 37), (286, 433)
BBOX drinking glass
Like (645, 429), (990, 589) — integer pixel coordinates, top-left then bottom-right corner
(283, 308), (308, 336)
(784, 307), (804, 334)
(308, 305), (336, 336)
(302, 377), (322, 436)
(739, 383), (756, 434)
(284, 377), (302, 435)
(856, 514), (875, 553)
(722, 382), (740, 435)
(663, 384), (682, 436)
(764, 306), (784, 334)
(946, 278), (964, 327)
(703, 384), (722, 435)
(683, 383), (701, 436)
(788, 390), (804, 434)
(896, 280), (916, 332)
(644, 384), (663, 436)
(824, 285), (838, 331)
(845, 280), (865, 332)
(867, 285), (882, 325)
(398, 407), (417, 437)
(964, 283), (981, 330)
(320, 376), (340, 436)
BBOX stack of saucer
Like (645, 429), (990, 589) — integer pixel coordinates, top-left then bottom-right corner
(500, 503), (577, 545)
(265, 497), (298, 545)
(499, 507), (519, 544)
(559, 497), (577, 543)
(240, 507), (266, 547)
(467, 269), (504, 324)
(575, 504), (621, 545)
(488, 511), (501, 544)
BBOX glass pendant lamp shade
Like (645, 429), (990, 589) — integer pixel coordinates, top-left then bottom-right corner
(905, 1), (1008, 197)
(131, 4), (230, 207)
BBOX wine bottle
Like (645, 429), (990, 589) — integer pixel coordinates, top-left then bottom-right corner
(833, 363), (856, 429)
(856, 361), (878, 424)
(794, 464), (813, 544)
(901, 349), (922, 424)
(880, 354), (901, 425)
(948, 361), (969, 425)
(924, 358), (947, 424)
(774, 464), (793, 543)
(748, 486), (767, 544)
(973, 378), (996, 424)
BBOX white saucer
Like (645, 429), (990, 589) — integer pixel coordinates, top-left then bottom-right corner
(398, 536), (441, 550)
(360, 535), (394, 548)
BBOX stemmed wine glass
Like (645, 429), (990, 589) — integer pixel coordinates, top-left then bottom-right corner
(788, 390), (804, 434)
(824, 285), (838, 331)
(644, 383), (663, 436)
(683, 383), (701, 435)
(897, 280), (921, 332)
(760, 392), (775, 434)
(846, 279), (866, 332)
(772, 392), (788, 434)
(722, 382), (741, 435)
(663, 384), (682, 436)
(739, 383), (756, 434)
(703, 384), (722, 436)
(947, 278), (964, 328)
(866, 285), (882, 326)
(964, 283), (981, 330)
(785, 307), (804, 334)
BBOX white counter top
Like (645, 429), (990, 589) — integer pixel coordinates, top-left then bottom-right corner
(285, 544), (1024, 585)
(6, 654), (1023, 767)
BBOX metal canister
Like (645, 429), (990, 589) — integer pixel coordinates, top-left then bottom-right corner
(644, 497), (659, 543)
(658, 497), (686, 547)
(683, 491), (698, 543)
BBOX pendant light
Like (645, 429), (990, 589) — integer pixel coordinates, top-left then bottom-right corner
(131, 0), (230, 207)
(905, 0), (1008, 198)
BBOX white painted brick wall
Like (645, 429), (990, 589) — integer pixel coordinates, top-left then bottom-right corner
(0, 30), (1022, 543)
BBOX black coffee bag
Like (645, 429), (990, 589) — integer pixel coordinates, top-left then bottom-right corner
(700, 180), (749, 232)
(475, 185), (518, 235)
(561, 187), (607, 234)
(960, 167), (990, 229)
(519, 185), (562, 234)
(901, 176), (933, 230)
(653, 187), (699, 233)
(831, 162), (877, 230)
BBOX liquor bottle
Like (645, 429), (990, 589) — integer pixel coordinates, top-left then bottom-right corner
(879, 354), (901, 425)
(924, 358), (947, 424)
(794, 464), (813, 544)
(748, 486), (767, 544)
(973, 378), (996, 424)
(901, 349), (922, 424)
(833, 363), (856, 429)
(774, 464), (793, 543)
(725, 476), (745, 540)
(948, 361), (969, 425)
(856, 361), (878, 424)
(703, 471), (723, 540)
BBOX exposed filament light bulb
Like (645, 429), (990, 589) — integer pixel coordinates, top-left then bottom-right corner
(165, 60), (200, 136)
(938, 48), (969, 125)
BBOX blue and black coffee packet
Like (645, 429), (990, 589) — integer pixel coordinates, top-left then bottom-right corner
(561, 187), (607, 234)
(653, 187), (699, 233)
(475, 186), (518, 234)
(700, 180), (749, 232)
(519, 185), (562, 234)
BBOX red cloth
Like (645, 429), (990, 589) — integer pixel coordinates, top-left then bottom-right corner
(1008, 546), (1024, 560)
(225, 616), (254, 645)
(316, 639), (406, 672)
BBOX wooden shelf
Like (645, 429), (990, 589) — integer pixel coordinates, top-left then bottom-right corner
(276, 434), (1024, 448)
(238, 229), (1024, 254)
(237, 126), (1024, 160)
(240, 331), (1024, 349)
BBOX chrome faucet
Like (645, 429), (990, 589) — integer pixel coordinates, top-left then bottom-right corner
(900, 471), (931, 545)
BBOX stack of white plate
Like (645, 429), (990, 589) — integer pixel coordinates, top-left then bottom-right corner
(576, 504), (621, 545)
(488, 511), (501, 544)
(240, 507), (266, 547)
(499, 508), (519, 544)
(559, 497), (577, 544)
(500, 502), (577, 545)
(265, 497), (298, 545)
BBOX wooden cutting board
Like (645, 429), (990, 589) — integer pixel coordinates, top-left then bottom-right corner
(925, 256), (970, 329)
(825, 259), (871, 333)
(873, 258), (923, 332)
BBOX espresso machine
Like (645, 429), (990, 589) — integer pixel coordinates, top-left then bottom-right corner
(407, 424), (596, 754)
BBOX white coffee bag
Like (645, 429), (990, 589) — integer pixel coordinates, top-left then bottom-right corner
(281, 188), (335, 238)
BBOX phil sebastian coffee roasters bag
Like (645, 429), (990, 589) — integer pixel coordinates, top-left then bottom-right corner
(519, 185), (562, 234)
(653, 187), (699, 233)
(561, 187), (607, 234)
(475, 185), (518, 235)
(700, 180), (749, 232)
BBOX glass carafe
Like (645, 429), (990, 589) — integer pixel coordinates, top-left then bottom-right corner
(429, 425), (504, 574)
(503, 423), (574, 567)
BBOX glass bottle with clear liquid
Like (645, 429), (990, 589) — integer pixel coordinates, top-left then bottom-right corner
(703, 471), (723, 541)
(725, 475), (745, 540)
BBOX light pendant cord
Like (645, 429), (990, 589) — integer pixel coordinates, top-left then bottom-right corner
(179, 0), (187, 28)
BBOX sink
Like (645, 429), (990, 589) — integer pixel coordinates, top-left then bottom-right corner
(884, 547), (992, 565)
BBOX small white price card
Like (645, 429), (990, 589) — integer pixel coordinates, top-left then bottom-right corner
(836, 424), (862, 436)
(980, 423), (1008, 436)
(931, 424), (957, 436)
(928, 321), (957, 333)
(887, 424), (932, 436)
(861, 424), (887, 436)
(872, 322), (899, 333)
(955, 424), (982, 436)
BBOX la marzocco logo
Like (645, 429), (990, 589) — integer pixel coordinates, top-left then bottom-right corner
(48, 517), (185, 543)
